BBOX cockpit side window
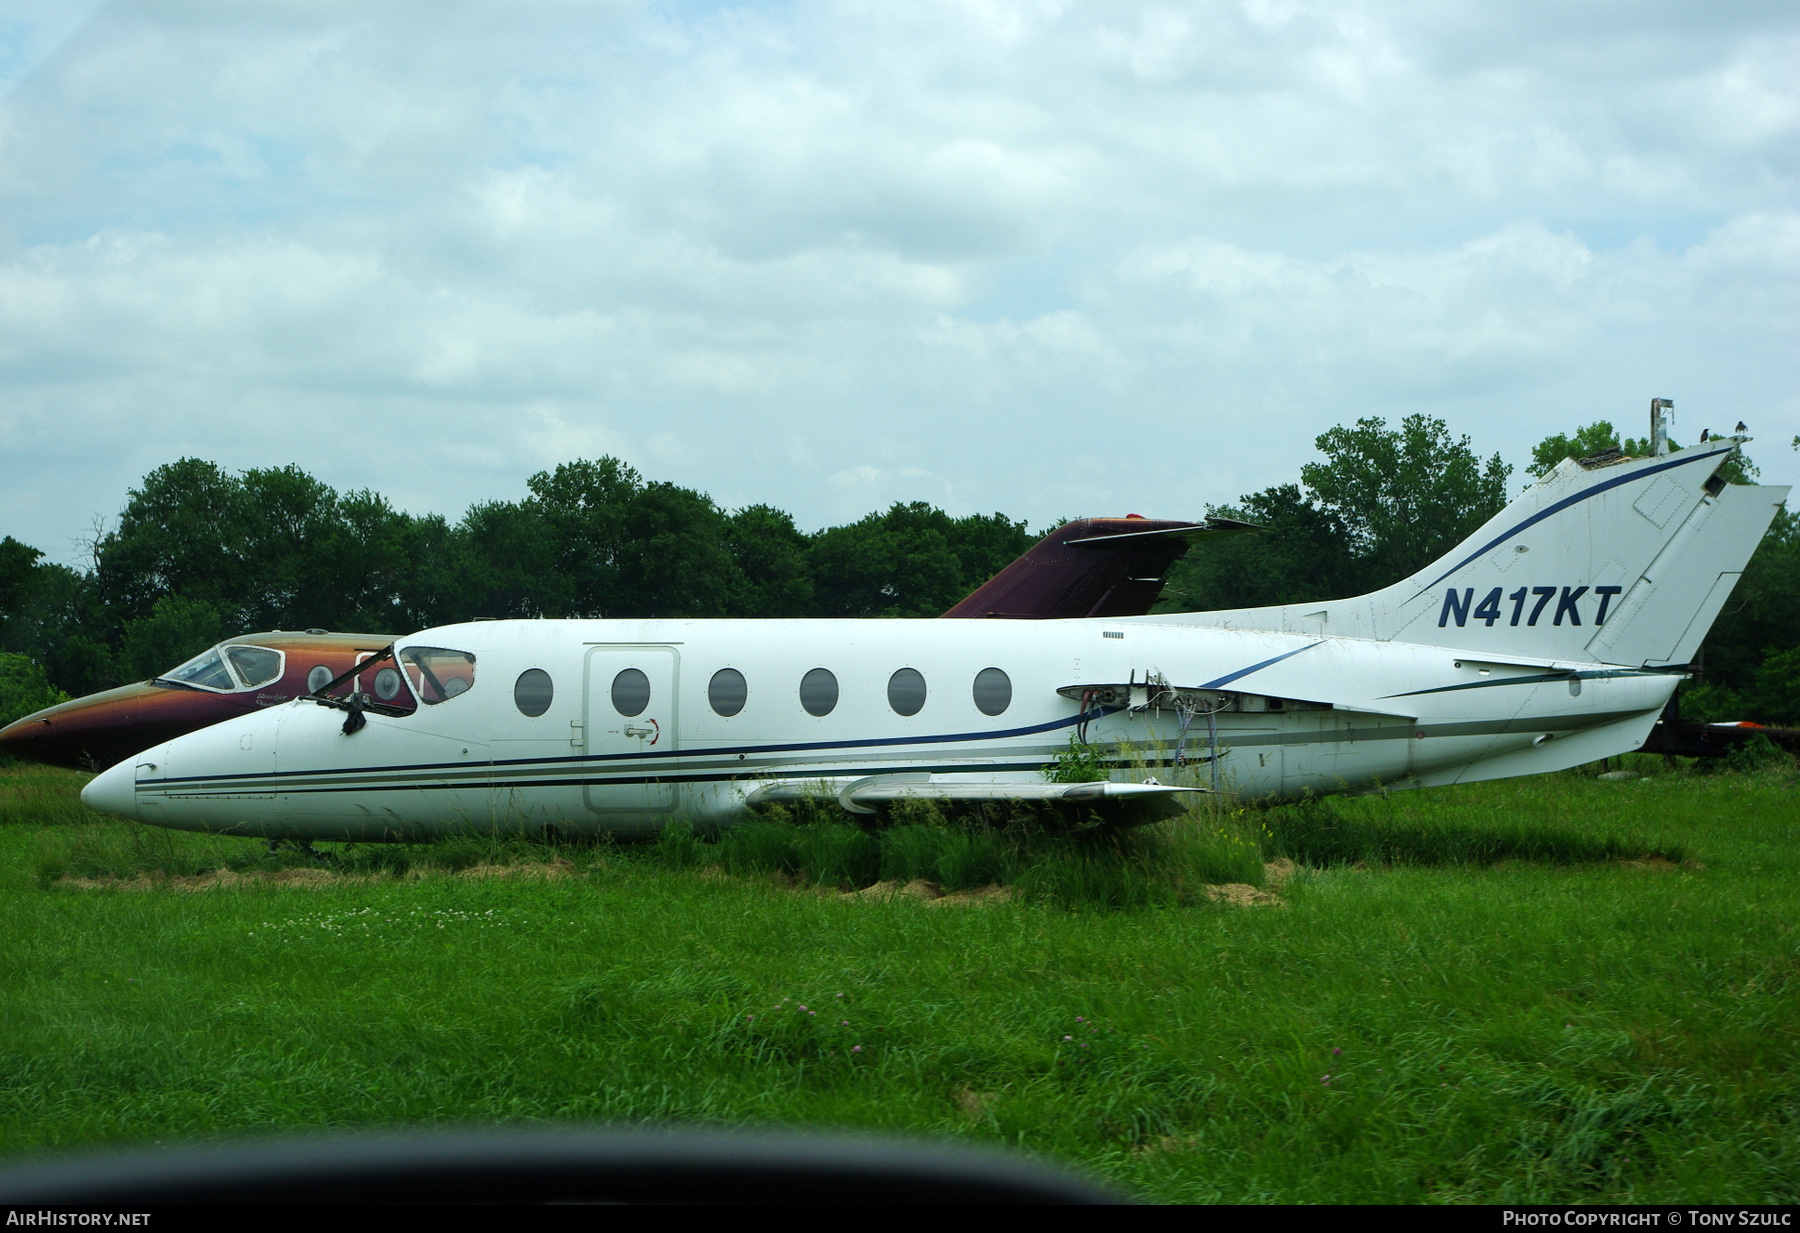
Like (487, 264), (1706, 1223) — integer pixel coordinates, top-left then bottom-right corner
(224, 645), (284, 689)
(400, 646), (476, 705)
(164, 647), (237, 692)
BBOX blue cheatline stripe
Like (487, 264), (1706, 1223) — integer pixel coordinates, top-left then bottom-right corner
(1378, 667), (1675, 699)
(153, 760), (1067, 798)
(141, 706), (1117, 790)
(1405, 446), (1732, 602)
(138, 641), (1336, 795)
(144, 702), (1108, 788)
(1199, 642), (1323, 689)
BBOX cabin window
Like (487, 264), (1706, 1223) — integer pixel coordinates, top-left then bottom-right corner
(514, 668), (554, 717)
(164, 647), (236, 692)
(973, 667), (1012, 716)
(306, 665), (333, 693)
(400, 646), (477, 705)
(709, 668), (747, 717)
(373, 667), (404, 702)
(224, 645), (283, 689)
(887, 668), (926, 717)
(611, 668), (651, 717)
(800, 668), (838, 717)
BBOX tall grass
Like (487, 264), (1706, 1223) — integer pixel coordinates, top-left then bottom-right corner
(2, 757), (1798, 1202)
(644, 798), (1267, 908)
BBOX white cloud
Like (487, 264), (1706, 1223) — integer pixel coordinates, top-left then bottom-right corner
(0, 1), (1794, 551)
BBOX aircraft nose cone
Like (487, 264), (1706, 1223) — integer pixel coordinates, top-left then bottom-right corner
(80, 758), (140, 821)
(0, 710), (66, 765)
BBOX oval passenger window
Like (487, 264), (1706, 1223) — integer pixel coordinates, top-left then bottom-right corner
(514, 668), (553, 717)
(709, 668), (747, 717)
(374, 667), (404, 702)
(306, 665), (333, 693)
(611, 668), (651, 717)
(887, 668), (926, 717)
(799, 668), (838, 717)
(973, 667), (1012, 716)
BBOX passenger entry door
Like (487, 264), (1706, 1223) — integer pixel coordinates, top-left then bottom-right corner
(582, 645), (679, 814)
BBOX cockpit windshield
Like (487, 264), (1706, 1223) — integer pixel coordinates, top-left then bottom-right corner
(400, 646), (476, 705)
(161, 643), (286, 692)
(223, 645), (283, 689)
(162, 647), (237, 692)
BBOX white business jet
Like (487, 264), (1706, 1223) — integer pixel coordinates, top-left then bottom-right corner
(81, 436), (1785, 841)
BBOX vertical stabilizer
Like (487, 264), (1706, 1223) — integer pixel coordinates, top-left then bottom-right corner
(1369, 442), (1784, 664)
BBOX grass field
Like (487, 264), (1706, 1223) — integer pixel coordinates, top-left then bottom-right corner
(1, 756), (1796, 1203)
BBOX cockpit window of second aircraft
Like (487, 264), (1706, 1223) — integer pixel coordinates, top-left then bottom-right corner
(223, 645), (283, 689)
(159, 645), (287, 693)
(159, 647), (245, 692)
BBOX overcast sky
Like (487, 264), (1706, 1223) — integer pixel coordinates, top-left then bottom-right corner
(0, 0), (1794, 561)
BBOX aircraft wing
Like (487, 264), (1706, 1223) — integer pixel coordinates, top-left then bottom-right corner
(743, 775), (1202, 820)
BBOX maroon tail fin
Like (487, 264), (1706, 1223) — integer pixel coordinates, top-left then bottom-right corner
(940, 516), (1257, 619)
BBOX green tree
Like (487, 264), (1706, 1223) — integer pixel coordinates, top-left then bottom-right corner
(1302, 414), (1512, 592)
(724, 505), (814, 617)
(805, 503), (1031, 618)
(1155, 484), (1358, 613)
(0, 560), (115, 697)
(333, 492), (448, 632)
(96, 458), (250, 627)
(451, 499), (567, 621)
(0, 652), (68, 732)
(1527, 421), (1640, 479)
(522, 459), (744, 618)
(117, 595), (226, 682)
(234, 464), (346, 628)
(0, 537), (43, 633)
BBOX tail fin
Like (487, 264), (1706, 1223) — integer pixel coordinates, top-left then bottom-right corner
(1371, 442), (1785, 664)
(1161, 440), (1786, 668)
(941, 516), (1255, 620)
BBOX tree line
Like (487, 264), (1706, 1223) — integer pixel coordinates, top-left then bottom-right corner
(2, 415), (1795, 728)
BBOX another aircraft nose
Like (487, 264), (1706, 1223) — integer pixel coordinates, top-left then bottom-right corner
(80, 758), (140, 821)
(0, 714), (40, 759)
(0, 682), (150, 771)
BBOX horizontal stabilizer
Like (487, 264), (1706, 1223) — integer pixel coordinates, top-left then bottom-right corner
(744, 775), (1202, 821)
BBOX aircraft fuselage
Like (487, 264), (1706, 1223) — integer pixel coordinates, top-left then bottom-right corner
(81, 615), (1677, 841)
